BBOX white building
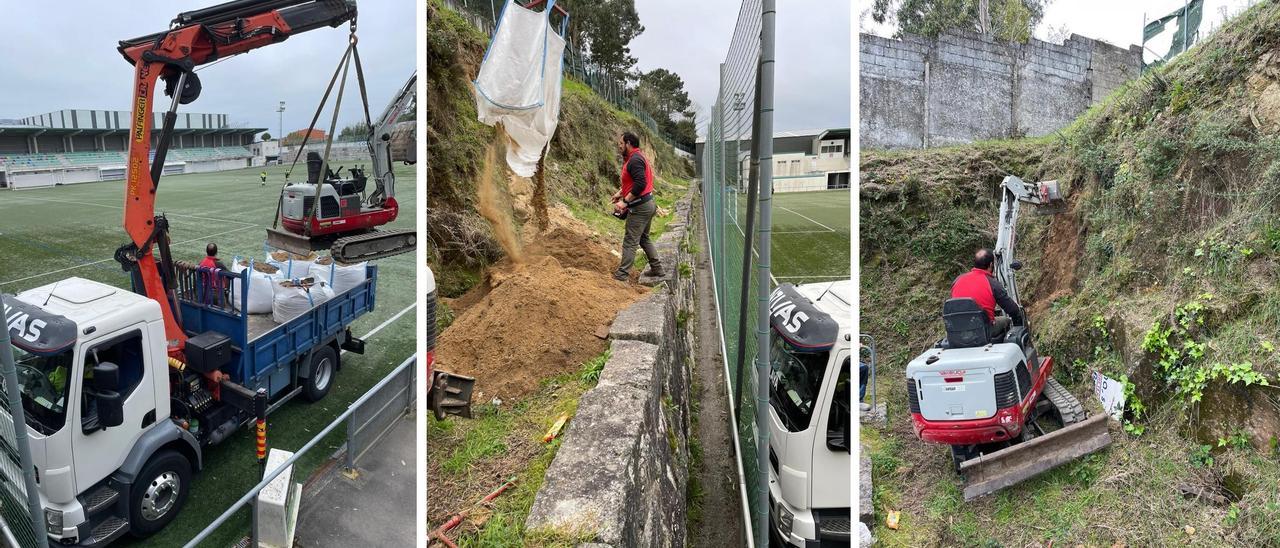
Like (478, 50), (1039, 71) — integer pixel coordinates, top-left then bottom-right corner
(696, 128), (850, 193)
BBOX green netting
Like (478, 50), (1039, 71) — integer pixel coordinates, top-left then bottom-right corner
(0, 333), (47, 548)
(702, 1), (768, 544)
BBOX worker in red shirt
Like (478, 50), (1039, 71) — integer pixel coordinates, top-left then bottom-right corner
(611, 131), (664, 281)
(199, 243), (229, 306)
(950, 248), (1022, 339)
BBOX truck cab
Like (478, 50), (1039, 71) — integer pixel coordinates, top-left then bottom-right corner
(766, 281), (852, 547)
(5, 279), (199, 546)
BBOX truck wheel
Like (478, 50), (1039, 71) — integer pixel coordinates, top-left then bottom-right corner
(303, 345), (338, 402)
(128, 450), (191, 537)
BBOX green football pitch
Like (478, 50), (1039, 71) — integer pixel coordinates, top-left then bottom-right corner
(0, 163), (417, 546)
(726, 188), (851, 284)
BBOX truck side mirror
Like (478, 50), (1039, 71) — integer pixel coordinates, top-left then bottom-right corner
(96, 390), (124, 429)
(93, 362), (120, 392)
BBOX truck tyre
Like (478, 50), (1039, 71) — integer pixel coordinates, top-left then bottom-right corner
(303, 345), (338, 402)
(128, 450), (191, 537)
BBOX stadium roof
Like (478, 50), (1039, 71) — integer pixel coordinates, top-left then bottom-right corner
(695, 127), (851, 145)
(0, 109), (265, 137)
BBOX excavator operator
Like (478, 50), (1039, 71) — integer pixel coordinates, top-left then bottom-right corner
(950, 248), (1022, 340)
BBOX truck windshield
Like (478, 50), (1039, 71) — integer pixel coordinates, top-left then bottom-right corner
(769, 336), (828, 432)
(9, 346), (72, 435)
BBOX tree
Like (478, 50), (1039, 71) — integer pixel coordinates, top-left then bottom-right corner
(338, 121), (371, 141)
(871, 0), (1048, 43)
(558, 0), (645, 80)
(635, 68), (696, 147)
(260, 132), (272, 142)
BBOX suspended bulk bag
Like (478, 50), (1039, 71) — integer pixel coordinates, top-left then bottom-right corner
(309, 256), (368, 295)
(230, 258), (279, 314)
(267, 249), (319, 279)
(474, 0), (568, 177)
(272, 279), (336, 324)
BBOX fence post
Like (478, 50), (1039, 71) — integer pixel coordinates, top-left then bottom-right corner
(0, 308), (49, 548)
(344, 412), (358, 474)
(753, 0), (778, 545)
(249, 498), (258, 548)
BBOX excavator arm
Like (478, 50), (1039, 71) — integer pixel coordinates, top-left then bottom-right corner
(992, 175), (1063, 308)
(115, 0), (356, 353)
(367, 72), (417, 207)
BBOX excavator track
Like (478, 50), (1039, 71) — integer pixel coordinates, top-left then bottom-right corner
(330, 228), (417, 262)
(1042, 376), (1087, 426)
(958, 378), (1112, 501)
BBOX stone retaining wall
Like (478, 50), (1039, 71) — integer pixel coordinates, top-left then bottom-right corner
(861, 29), (1142, 149)
(525, 187), (698, 546)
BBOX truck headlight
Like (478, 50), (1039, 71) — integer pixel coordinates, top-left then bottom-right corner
(777, 503), (794, 538)
(45, 508), (62, 534)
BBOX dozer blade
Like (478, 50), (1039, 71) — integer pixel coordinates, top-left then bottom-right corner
(331, 229), (417, 262)
(266, 227), (328, 256)
(959, 413), (1111, 501)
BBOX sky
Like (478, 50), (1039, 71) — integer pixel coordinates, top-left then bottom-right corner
(0, 1), (414, 137)
(860, 0), (1260, 64)
(631, 0), (852, 135)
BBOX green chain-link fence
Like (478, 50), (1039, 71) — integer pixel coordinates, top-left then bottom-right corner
(702, 0), (775, 545)
(0, 306), (51, 548)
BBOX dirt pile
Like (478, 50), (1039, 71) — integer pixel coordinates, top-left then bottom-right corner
(435, 255), (645, 402)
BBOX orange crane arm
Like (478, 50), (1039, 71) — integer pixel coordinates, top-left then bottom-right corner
(114, 0), (356, 354)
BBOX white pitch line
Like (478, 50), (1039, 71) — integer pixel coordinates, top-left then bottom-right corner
(728, 220), (780, 287)
(8, 195), (257, 227)
(777, 206), (836, 233)
(0, 225), (260, 287)
(342, 302), (416, 355)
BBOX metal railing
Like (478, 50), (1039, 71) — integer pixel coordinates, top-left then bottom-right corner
(185, 354), (417, 547)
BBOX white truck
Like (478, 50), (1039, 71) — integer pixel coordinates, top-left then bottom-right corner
(3, 262), (377, 546)
(766, 281), (853, 547)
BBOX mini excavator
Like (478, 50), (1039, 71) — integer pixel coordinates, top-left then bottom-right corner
(905, 176), (1112, 501)
(266, 71), (418, 262)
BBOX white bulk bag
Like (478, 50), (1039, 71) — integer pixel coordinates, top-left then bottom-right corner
(230, 258), (278, 314)
(266, 250), (318, 279)
(309, 258), (368, 295)
(271, 280), (335, 324)
(474, 0), (567, 177)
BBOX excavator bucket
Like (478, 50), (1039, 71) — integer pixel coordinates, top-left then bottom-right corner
(959, 413), (1111, 501)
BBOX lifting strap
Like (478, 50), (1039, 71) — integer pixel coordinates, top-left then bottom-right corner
(273, 18), (375, 233)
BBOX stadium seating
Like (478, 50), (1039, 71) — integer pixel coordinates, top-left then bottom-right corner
(0, 147), (250, 171)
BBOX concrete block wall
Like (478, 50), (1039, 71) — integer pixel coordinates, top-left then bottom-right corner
(526, 186), (697, 546)
(860, 29), (1142, 149)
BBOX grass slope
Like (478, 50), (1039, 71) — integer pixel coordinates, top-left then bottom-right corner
(427, 0), (693, 297)
(861, 3), (1280, 546)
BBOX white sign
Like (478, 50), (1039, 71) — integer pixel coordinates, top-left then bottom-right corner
(1091, 370), (1125, 421)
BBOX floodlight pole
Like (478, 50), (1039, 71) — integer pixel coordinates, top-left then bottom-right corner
(277, 101), (286, 144)
(754, 0), (777, 546)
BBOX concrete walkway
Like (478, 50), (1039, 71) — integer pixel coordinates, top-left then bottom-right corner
(294, 416), (416, 547)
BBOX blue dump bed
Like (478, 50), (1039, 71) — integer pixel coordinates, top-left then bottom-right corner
(166, 263), (378, 398)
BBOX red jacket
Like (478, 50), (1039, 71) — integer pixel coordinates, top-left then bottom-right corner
(620, 149), (654, 199)
(950, 267), (1022, 324)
